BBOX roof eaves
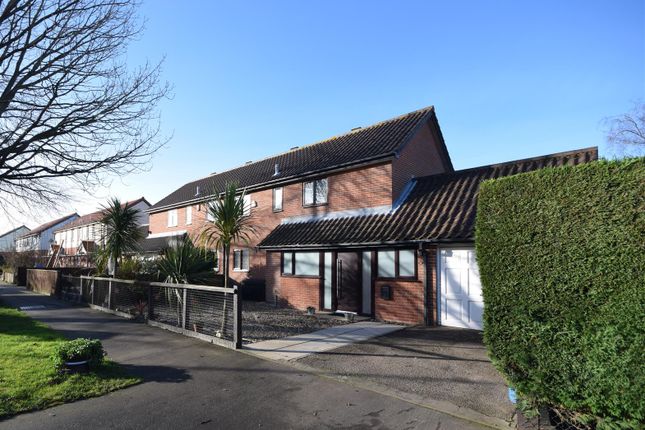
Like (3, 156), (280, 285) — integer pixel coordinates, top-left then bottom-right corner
(147, 154), (396, 213)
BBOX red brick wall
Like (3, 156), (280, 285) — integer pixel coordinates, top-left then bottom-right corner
(149, 163), (393, 285)
(392, 120), (451, 202)
(265, 251), (320, 309)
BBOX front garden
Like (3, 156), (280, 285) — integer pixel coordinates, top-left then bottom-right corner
(0, 303), (140, 418)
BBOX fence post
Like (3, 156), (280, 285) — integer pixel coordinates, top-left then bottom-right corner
(181, 288), (187, 329)
(90, 277), (95, 305)
(107, 279), (112, 309)
(233, 285), (242, 349)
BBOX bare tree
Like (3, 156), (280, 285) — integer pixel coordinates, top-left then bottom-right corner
(603, 101), (645, 157)
(0, 0), (169, 215)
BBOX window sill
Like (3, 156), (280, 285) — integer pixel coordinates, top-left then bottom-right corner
(233, 269), (249, 273)
(302, 202), (328, 208)
(376, 277), (419, 282)
(281, 274), (321, 279)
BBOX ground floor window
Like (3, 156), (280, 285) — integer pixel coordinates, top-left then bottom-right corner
(282, 251), (319, 277)
(233, 249), (250, 271)
(377, 249), (416, 279)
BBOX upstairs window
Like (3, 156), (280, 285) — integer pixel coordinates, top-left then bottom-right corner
(242, 194), (251, 216)
(186, 206), (192, 225)
(303, 178), (328, 206)
(167, 209), (178, 227)
(377, 249), (416, 279)
(233, 249), (250, 271)
(273, 187), (283, 212)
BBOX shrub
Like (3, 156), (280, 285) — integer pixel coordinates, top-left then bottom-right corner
(53, 338), (105, 371)
(475, 158), (644, 429)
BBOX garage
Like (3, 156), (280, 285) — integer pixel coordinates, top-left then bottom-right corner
(437, 248), (484, 330)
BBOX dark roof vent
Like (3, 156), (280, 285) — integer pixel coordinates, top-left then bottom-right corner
(290, 146), (299, 151)
(273, 163), (280, 177)
(245, 160), (252, 165)
(351, 126), (362, 132)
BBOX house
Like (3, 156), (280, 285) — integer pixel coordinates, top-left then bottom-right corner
(15, 214), (79, 254)
(53, 197), (150, 267)
(0, 225), (31, 252)
(148, 106), (598, 326)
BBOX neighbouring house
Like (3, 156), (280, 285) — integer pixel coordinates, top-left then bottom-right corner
(0, 225), (30, 252)
(15, 214), (79, 255)
(148, 106), (598, 326)
(51, 198), (151, 267)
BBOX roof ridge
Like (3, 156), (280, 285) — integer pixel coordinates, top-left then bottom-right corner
(416, 146), (599, 181)
(0, 225), (30, 238)
(174, 106), (437, 187)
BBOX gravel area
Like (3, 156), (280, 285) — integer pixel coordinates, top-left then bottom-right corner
(297, 326), (515, 423)
(241, 301), (350, 343)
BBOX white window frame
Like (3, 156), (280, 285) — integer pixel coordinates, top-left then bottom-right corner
(167, 209), (178, 227)
(303, 178), (328, 206)
(242, 194), (251, 217)
(186, 206), (192, 225)
(233, 249), (250, 272)
(273, 187), (283, 212)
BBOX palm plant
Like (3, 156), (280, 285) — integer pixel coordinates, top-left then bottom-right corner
(156, 236), (216, 326)
(200, 183), (256, 335)
(199, 183), (255, 289)
(101, 197), (143, 276)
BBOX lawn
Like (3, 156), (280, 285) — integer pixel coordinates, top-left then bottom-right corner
(0, 304), (141, 418)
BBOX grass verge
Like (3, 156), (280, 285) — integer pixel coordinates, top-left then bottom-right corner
(0, 304), (141, 418)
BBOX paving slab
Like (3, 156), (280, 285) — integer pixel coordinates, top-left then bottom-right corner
(244, 321), (405, 361)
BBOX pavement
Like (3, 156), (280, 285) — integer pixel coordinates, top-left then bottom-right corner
(0, 285), (493, 430)
(296, 325), (516, 429)
(244, 321), (405, 361)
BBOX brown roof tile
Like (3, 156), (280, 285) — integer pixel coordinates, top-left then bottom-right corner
(149, 106), (448, 212)
(258, 147), (598, 248)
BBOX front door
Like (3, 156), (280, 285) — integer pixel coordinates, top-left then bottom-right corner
(336, 252), (361, 313)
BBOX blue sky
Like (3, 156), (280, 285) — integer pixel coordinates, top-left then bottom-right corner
(3, 0), (644, 231)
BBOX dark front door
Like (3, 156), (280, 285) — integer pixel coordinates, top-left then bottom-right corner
(336, 252), (361, 313)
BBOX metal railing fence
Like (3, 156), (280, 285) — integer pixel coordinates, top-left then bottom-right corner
(60, 275), (241, 349)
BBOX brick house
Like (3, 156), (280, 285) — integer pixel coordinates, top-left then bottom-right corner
(148, 106), (597, 326)
(51, 198), (151, 266)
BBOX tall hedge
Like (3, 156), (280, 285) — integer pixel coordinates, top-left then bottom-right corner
(475, 158), (644, 428)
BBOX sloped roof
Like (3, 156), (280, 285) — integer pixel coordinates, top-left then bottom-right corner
(150, 106), (449, 212)
(0, 225), (30, 239)
(54, 197), (150, 233)
(19, 214), (78, 239)
(258, 147), (598, 248)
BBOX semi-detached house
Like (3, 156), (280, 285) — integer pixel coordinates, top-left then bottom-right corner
(147, 106), (597, 327)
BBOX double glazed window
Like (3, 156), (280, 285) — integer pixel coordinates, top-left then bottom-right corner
(377, 249), (416, 279)
(233, 249), (250, 271)
(282, 252), (319, 277)
(303, 178), (328, 206)
(273, 187), (283, 212)
(167, 209), (178, 227)
(186, 206), (192, 225)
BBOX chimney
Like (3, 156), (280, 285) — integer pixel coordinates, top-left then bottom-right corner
(273, 163), (280, 176)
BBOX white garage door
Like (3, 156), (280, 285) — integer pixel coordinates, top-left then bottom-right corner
(439, 248), (483, 330)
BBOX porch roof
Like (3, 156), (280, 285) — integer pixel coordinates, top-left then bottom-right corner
(257, 147), (598, 249)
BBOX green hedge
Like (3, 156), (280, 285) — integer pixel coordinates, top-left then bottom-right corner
(475, 158), (644, 428)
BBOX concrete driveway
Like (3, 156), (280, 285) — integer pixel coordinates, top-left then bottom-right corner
(296, 326), (515, 429)
(0, 285), (490, 430)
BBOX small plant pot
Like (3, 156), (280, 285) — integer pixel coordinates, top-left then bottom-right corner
(64, 359), (90, 374)
(306, 306), (316, 316)
(344, 313), (355, 322)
